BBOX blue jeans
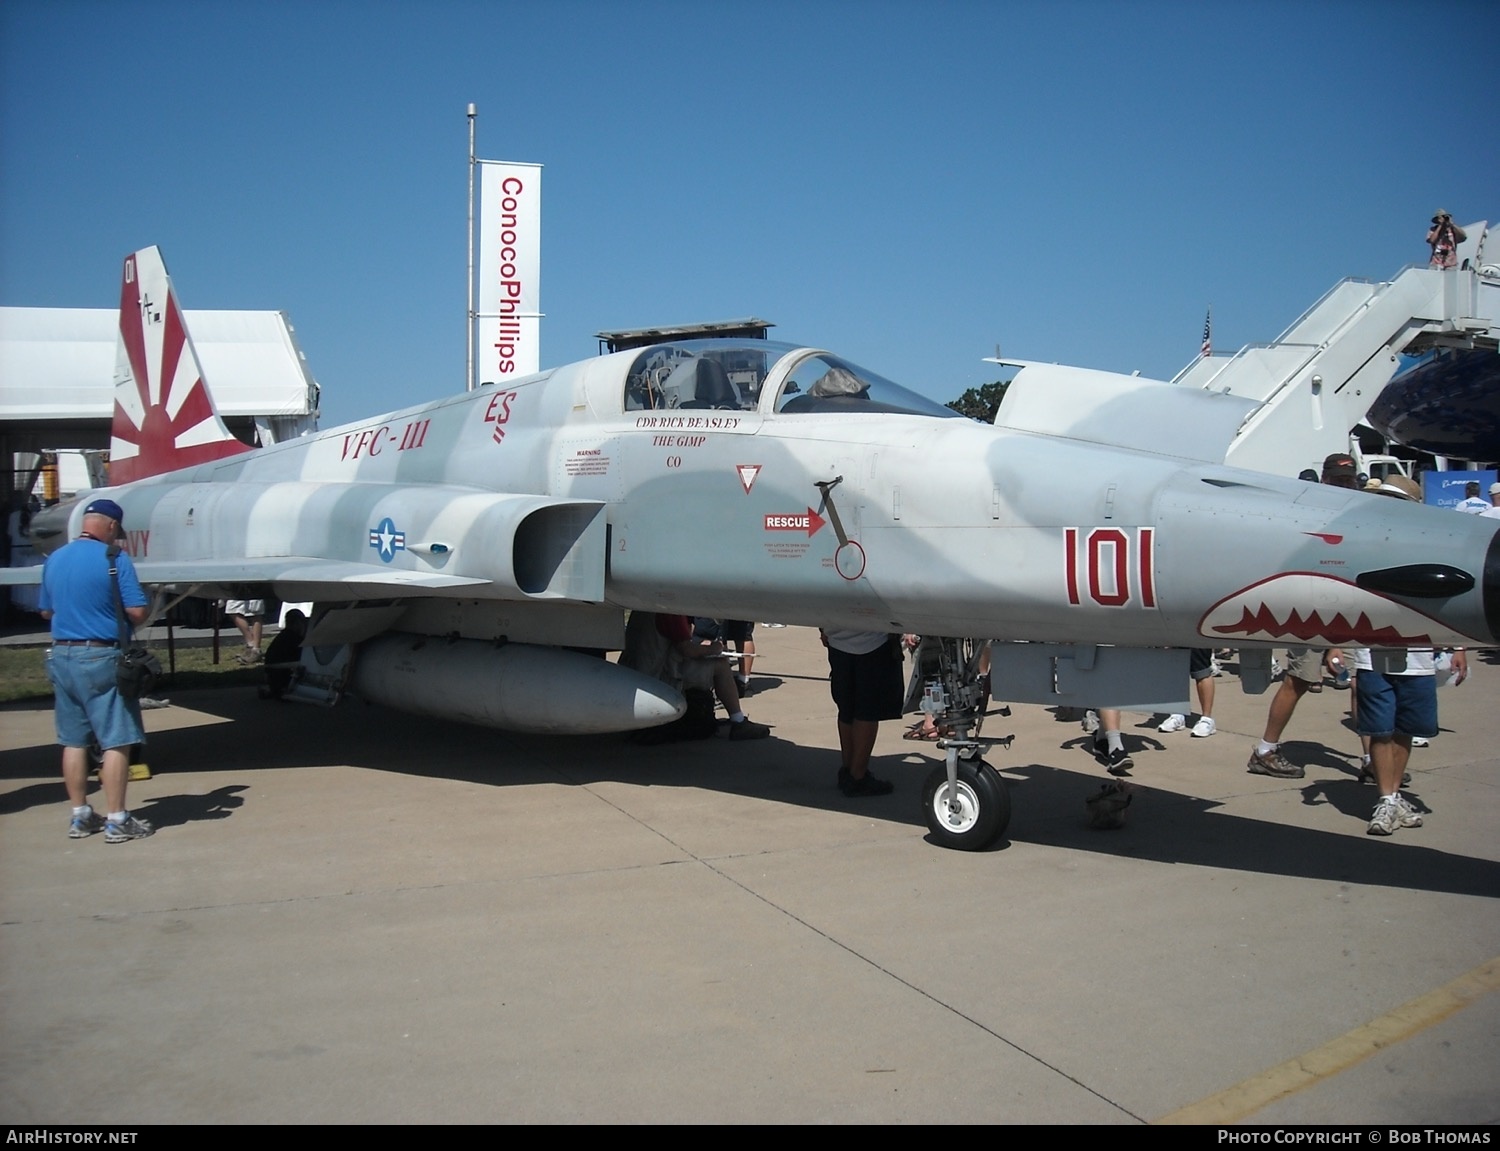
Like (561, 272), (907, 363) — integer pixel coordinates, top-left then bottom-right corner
(46, 645), (144, 750)
(1355, 670), (1437, 739)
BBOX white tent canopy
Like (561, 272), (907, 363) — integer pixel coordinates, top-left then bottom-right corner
(0, 306), (319, 421)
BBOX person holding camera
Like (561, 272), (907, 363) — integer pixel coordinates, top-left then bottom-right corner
(1426, 210), (1467, 269)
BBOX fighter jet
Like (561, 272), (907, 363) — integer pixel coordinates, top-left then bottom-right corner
(10, 247), (1498, 848)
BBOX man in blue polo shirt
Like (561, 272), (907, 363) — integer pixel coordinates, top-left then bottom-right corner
(39, 498), (154, 842)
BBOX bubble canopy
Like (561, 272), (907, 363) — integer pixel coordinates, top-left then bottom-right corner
(622, 339), (962, 420)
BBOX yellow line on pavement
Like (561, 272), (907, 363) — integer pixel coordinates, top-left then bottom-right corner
(1156, 955), (1500, 1125)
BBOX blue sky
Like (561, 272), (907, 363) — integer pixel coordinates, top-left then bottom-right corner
(2, 0), (1495, 427)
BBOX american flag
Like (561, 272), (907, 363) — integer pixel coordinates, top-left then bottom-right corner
(1200, 308), (1212, 358)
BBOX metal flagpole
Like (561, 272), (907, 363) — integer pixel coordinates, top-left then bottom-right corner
(466, 102), (476, 392)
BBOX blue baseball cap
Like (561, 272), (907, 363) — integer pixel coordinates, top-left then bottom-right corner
(83, 498), (125, 525)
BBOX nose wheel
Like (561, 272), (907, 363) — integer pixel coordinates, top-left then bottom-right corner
(922, 753), (1010, 851)
(908, 636), (1010, 850)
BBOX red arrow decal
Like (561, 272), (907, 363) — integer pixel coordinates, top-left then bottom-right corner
(763, 508), (826, 536)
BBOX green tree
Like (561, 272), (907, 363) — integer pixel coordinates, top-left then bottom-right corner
(946, 380), (1010, 423)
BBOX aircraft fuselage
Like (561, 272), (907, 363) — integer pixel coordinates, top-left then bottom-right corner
(92, 339), (1500, 653)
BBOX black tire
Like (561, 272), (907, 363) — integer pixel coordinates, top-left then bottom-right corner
(922, 760), (1010, 850)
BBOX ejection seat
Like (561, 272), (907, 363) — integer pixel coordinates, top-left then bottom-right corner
(678, 357), (740, 409)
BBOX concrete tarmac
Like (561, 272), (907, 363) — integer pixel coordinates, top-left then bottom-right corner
(2, 629), (1496, 1124)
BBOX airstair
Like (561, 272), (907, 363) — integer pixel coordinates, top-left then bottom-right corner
(1170, 222), (1498, 476)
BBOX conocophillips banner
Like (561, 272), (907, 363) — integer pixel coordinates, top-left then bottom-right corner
(477, 161), (541, 381)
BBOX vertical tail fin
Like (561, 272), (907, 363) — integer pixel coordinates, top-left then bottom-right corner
(109, 246), (253, 484)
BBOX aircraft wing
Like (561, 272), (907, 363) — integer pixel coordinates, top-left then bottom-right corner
(0, 556), (492, 593)
(132, 557), (493, 593)
(8, 486), (611, 605)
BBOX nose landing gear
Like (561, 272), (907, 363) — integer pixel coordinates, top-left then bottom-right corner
(909, 637), (1011, 850)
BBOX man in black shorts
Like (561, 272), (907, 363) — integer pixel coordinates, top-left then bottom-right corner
(721, 619), (755, 696)
(821, 629), (903, 797)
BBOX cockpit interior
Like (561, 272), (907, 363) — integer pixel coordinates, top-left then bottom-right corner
(623, 339), (961, 420)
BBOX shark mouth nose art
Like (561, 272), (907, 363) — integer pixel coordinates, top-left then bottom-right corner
(1198, 572), (1470, 647)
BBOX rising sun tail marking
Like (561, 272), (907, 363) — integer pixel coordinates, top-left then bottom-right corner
(108, 247), (253, 484)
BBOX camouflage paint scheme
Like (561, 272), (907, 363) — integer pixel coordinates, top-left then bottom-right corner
(16, 249), (1500, 730)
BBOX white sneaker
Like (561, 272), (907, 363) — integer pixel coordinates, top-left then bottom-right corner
(1191, 716), (1217, 738)
(1394, 793), (1424, 827)
(1081, 709), (1100, 734)
(1368, 794), (1422, 836)
(1157, 713), (1186, 734)
(1410, 736), (1430, 748)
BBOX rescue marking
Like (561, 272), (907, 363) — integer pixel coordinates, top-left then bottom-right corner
(764, 509), (826, 537)
(834, 540), (866, 580)
(1064, 526), (1156, 608)
(369, 517), (406, 563)
(737, 464), (762, 494)
(763, 541), (808, 560)
(1156, 955), (1500, 1124)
